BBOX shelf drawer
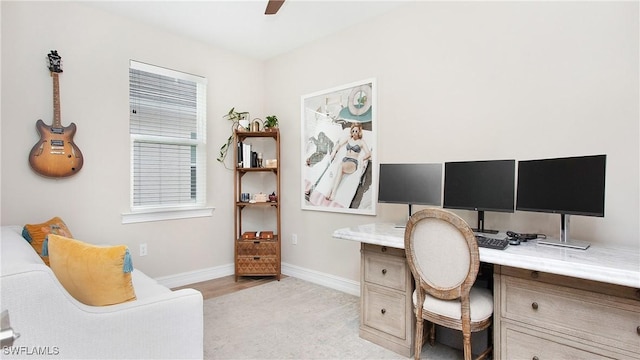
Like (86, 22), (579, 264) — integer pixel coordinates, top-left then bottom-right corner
(503, 323), (614, 360)
(502, 275), (640, 353)
(236, 255), (278, 274)
(363, 251), (407, 291)
(362, 283), (407, 339)
(237, 240), (277, 256)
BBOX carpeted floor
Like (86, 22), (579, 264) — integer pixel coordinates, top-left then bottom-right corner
(203, 277), (464, 359)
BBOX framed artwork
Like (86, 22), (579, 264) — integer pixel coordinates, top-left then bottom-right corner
(301, 78), (377, 215)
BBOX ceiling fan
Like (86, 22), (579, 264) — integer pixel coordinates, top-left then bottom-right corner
(265, 0), (285, 15)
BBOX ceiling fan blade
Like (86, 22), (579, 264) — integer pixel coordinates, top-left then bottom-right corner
(265, 0), (285, 15)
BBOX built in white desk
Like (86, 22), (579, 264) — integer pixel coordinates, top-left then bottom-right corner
(333, 223), (640, 359)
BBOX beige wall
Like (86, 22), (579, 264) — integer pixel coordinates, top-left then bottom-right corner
(1, 1), (264, 278)
(2, 1), (638, 283)
(267, 1), (639, 281)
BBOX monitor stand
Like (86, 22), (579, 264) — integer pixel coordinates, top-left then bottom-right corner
(537, 214), (590, 250)
(472, 210), (499, 234)
(394, 204), (413, 229)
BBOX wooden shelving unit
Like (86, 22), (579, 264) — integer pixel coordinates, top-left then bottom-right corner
(233, 129), (281, 281)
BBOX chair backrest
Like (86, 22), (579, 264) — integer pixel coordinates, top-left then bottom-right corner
(404, 208), (479, 300)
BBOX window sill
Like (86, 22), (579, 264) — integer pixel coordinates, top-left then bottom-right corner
(121, 207), (214, 224)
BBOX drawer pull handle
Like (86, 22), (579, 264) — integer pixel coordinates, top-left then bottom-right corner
(253, 256), (260, 260)
(531, 302), (539, 310)
(637, 326), (640, 335)
(253, 241), (260, 244)
(381, 308), (386, 315)
(531, 271), (539, 279)
(382, 269), (387, 275)
(532, 357), (539, 360)
(381, 246), (387, 253)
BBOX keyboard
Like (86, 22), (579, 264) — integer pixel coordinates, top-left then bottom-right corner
(475, 235), (509, 250)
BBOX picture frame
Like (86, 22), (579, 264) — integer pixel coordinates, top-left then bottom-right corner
(301, 78), (377, 215)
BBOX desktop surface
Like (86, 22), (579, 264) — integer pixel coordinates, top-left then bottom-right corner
(332, 222), (640, 288)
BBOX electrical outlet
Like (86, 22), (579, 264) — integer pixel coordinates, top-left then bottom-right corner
(140, 243), (148, 256)
(291, 234), (298, 245)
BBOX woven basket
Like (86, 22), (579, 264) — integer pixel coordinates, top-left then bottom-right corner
(237, 256), (278, 274)
(237, 240), (277, 256)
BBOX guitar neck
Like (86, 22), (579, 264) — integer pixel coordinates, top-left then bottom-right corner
(52, 72), (62, 128)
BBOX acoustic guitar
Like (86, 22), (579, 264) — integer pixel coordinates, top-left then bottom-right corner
(29, 50), (83, 177)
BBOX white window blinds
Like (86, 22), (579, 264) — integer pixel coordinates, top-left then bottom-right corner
(129, 61), (207, 210)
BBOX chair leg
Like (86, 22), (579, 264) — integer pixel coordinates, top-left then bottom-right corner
(414, 317), (424, 360)
(428, 322), (436, 346)
(462, 329), (472, 360)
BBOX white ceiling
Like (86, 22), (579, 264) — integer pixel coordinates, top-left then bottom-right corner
(86, 0), (408, 60)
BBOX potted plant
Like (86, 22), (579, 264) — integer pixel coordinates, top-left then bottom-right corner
(264, 115), (279, 131)
(217, 107), (249, 164)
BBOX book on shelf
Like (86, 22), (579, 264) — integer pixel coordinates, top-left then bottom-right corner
(238, 142), (261, 168)
(243, 143), (252, 168)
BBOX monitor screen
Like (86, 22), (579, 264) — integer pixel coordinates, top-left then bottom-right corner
(378, 163), (442, 206)
(516, 155), (606, 217)
(443, 159), (516, 213)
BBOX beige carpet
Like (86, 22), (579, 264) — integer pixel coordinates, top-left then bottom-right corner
(203, 277), (464, 359)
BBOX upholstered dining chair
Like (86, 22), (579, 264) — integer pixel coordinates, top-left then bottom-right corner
(404, 208), (493, 360)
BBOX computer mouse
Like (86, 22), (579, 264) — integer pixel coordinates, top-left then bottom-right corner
(509, 238), (521, 246)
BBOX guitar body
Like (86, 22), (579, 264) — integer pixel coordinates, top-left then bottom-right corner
(29, 119), (83, 177)
(29, 50), (84, 178)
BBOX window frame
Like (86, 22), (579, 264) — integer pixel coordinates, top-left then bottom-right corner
(122, 60), (212, 224)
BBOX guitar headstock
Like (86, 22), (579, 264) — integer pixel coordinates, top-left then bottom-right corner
(47, 50), (63, 73)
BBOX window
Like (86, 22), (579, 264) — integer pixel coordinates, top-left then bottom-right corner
(126, 61), (208, 221)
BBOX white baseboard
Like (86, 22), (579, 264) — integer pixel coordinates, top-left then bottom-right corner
(156, 263), (234, 289)
(281, 262), (360, 296)
(155, 262), (361, 297)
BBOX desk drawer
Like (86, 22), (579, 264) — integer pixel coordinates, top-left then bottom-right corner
(362, 283), (407, 339)
(364, 251), (407, 291)
(363, 243), (406, 257)
(503, 323), (614, 360)
(502, 275), (640, 354)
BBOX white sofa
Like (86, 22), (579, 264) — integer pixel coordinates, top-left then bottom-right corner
(0, 226), (203, 359)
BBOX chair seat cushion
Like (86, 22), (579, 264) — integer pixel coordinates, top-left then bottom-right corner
(413, 287), (493, 323)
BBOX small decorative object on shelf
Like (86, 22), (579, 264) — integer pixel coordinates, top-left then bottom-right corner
(264, 115), (278, 131)
(265, 159), (277, 168)
(251, 119), (262, 132)
(242, 232), (258, 239)
(254, 193), (268, 203)
(237, 112), (250, 131)
(269, 192), (277, 202)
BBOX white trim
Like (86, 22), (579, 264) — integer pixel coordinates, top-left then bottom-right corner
(282, 262), (360, 296)
(130, 60), (207, 84)
(154, 262), (361, 296)
(156, 263), (234, 289)
(121, 207), (214, 224)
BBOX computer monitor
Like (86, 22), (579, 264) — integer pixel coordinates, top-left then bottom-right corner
(516, 154), (606, 249)
(443, 159), (516, 234)
(378, 163), (442, 224)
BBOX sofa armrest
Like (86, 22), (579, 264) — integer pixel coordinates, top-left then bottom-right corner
(1, 266), (203, 359)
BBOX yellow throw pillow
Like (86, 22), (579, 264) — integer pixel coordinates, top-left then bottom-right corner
(22, 217), (73, 266)
(47, 234), (136, 306)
